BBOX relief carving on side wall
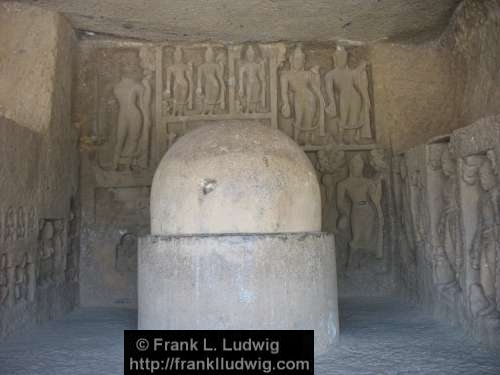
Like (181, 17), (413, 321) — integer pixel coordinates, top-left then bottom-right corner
(470, 153), (500, 323)
(65, 198), (79, 282)
(4, 207), (15, 243)
(15, 253), (32, 303)
(431, 145), (463, 298)
(397, 155), (417, 266)
(0, 253), (9, 306)
(37, 219), (65, 287)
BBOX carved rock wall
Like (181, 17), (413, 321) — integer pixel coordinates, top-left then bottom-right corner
(393, 0), (500, 353)
(75, 38), (400, 305)
(0, 6), (79, 337)
(396, 117), (500, 353)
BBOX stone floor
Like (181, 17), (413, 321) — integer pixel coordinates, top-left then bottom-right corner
(0, 297), (499, 374)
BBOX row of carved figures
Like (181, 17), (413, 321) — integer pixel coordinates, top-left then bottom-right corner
(110, 44), (373, 171)
(0, 217), (78, 308)
(161, 44), (372, 135)
(396, 145), (500, 326)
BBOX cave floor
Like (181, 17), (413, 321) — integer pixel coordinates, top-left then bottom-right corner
(1, 297), (500, 374)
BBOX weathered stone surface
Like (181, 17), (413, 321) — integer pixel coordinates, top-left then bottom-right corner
(0, 3), (61, 132)
(19, 0), (460, 43)
(138, 233), (338, 356)
(0, 5), (79, 335)
(151, 122), (321, 235)
(369, 42), (462, 153)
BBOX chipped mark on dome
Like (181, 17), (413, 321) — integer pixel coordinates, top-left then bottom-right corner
(201, 178), (217, 195)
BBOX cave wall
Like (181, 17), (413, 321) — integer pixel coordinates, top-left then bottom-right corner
(0, 4), (79, 336)
(393, 0), (500, 353)
(74, 16), (487, 307)
(74, 38), (409, 307)
(368, 42), (463, 153)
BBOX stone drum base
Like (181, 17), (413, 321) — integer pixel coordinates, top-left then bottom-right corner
(138, 232), (338, 355)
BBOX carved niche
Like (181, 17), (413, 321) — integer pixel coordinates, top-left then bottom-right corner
(336, 153), (384, 268)
(324, 47), (373, 145)
(94, 47), (156, 173)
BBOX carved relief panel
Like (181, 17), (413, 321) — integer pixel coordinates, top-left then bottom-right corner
(0, 205), (39, 308)
(450, 117), (500, 330)
(469, 153), (500, 320)
(424, 140), (464, 301)
(83, 42), (378, 182)
(35, 217), (71, 291)
(161, 43), (284, 151)
(313, 146), (391, 296)
(93, 46), (157, 174)
(78, 40), (381, 306)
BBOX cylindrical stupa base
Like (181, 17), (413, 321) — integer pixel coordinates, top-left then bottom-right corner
(138, 232), (338, 356)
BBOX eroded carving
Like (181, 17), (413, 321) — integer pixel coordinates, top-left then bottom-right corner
(317, 147), (347, 233)
(4, 207), (15, 242)
(238, 46), (266, 114)
(165, 47), (193, 116)
(15, 253), (31, 303)
(462, 155), (484, 185)
(113, 63), (151, 171)
(0, 254), (8, 306)
(196, 47), (226, 115)
(434, 148), (462, 294)
(65, 199), (78, 282)
(27, 206), (36, 237)
(138, 47), (154, 169)
(470, 157), (500, 320)
(337, 154), (383, 268)
(369, 149), (389, 259)
(325, 47), (372, 144)
(280, 46), (325, 144)
(115, 233), (138, 274)
(16, 206), (25, 239)
(38, 221), (56, 286)
(397, 155), (417, 265)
